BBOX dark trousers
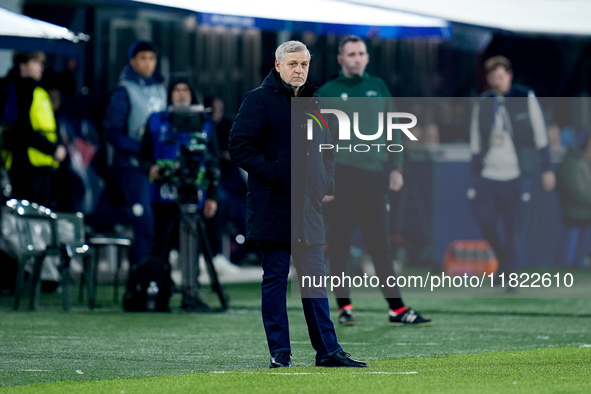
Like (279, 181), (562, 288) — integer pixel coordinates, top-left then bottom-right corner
(327, 164), (403, 310)
(259, 241), (342, 358)
(562, 225), (591, 267)
(152, 202), (206, 281)
(10, 170), (53, 208)
(151, 203), (179, 261)
(470, 176), (529, 275)
(114, 169), (154, 266)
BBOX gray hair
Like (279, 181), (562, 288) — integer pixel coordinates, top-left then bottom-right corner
(275, 41), (311, 64)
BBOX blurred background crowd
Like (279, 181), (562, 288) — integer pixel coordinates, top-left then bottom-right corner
(0, 0), (590, 300)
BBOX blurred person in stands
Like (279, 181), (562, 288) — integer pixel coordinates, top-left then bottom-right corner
(318, 35), (432, 327)
(43, 67), (102, 216)
(423, 123), (441, 146)
(547, 123), (567, 164)
(139, 77), (221, 311)
(44, 83), (83, 213)
(206, 95), (254, 266)
(0, 51), (69, 293)
(207, 96), (233, 162)
(104, 41), (166, 267)
(0, 51), (67, 208)
(468, 55), (555, 286)
(556, 135), (591, 267)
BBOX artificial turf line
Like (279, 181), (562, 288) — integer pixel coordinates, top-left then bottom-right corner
(1, 347), (589, 394)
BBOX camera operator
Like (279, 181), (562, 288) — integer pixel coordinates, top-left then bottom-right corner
(139, 77), (220, 311)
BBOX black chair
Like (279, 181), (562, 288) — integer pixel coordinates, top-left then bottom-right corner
(3, 199), (87, 311)
(81, 228), (132, 308)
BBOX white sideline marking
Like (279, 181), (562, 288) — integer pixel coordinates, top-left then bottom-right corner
(233, 371), (418, 375)
(364, 371), (418, 374)
(581, 344), (591, 347)
(270, 373), (319, 375)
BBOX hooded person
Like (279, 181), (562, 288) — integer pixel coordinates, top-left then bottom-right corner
(138, 77), (220, 311)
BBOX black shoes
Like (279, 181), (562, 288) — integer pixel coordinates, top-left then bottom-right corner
(269, 352), (292, 368)
(389, 307), (433, 326)
(339, 306), (433, 327)
(269, 351), (367, 368)
(180, 294), (211, 313)
(316, 351), (368, 368)
(338, 308), (355, 326)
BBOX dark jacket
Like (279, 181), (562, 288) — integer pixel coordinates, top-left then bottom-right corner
(229, 69), (334, 245)
(557, 146), (591, 225)
(0, 69), (59, 175)
(104, 66), (166, 170)
(138, 109), (220, 205)
(472, 84), (551, 176)
(317, 71), (402, 172)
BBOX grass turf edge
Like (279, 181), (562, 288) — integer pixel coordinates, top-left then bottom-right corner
(2, 346), (589, 394)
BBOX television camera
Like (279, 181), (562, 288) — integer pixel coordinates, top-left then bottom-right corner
(155, 104), (228, 310)
(157, 105), (219, 206)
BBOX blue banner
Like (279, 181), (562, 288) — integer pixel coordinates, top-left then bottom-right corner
(199, 13), (451, 39)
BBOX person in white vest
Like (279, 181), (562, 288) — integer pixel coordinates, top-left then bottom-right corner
(469, 56), (555, 288)
(105, 41), (166, 267)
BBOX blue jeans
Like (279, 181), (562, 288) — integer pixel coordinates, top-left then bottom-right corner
(115, 169), (154, 266)
(563, 225), (591, 267)
(470, 176), (530, 275)
(259, 242), (342, 358)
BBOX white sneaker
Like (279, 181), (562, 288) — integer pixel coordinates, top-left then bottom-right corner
(169, 249), (179, 269)
(212, 254), (241, 275)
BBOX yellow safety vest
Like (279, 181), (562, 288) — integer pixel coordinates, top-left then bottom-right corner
(28, 86), (59, 168)
(1, 145), (11, 170)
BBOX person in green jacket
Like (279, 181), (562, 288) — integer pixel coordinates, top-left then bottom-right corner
(557, 136), (591, 266)
(318, 35), (432, 327)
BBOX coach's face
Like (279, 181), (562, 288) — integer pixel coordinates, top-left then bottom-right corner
(275, 51), (310, 91)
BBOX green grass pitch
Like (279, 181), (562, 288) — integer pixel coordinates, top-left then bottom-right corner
(1, 275), (590, 393)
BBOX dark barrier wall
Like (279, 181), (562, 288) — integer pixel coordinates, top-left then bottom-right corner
(395, 144), (580, 268)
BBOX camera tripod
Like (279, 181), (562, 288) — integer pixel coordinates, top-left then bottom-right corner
(177, 202), (229, 310)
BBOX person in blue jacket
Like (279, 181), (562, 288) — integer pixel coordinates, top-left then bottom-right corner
(229, 40), (366, 368)
(104, 41), (166, 267)
(139, 77), (219, 311)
